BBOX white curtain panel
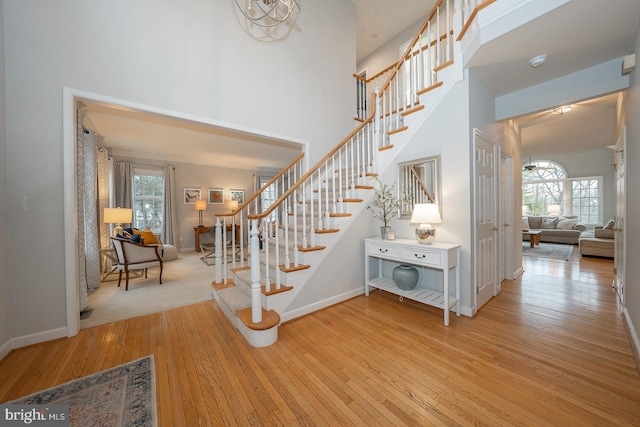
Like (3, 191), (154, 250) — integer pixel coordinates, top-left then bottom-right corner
(77, 110), (102, 311)
(96, 141), (111, 251)
(163, 165), (178, 245)
(115, 160), (133, 209)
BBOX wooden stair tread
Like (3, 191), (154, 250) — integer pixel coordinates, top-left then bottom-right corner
(401, 104), (425, 116)
(354, 185), (373, 190)
(417, 81), (444, 96)
(315, 228), (340, 234)
(343, 198), (363, 203)
(237, 308), (280, 331)
(262, 284), (293, 296)
(279, 263), (311, 273)
(329, 213), (352, 218)
(387, 126), (408, 136)
(212, 278), (235, 291)
(378, 144), (394, 152)
(298, 245), (326, 252)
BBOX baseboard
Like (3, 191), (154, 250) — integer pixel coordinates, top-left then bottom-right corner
(513, 267), (525, 280)
(623, 307), (640, 373)
(10, 327), (68, 350)
(0, 339), (11, 361)
(280, 288), (364, 323)
(281, 288), (474, 323)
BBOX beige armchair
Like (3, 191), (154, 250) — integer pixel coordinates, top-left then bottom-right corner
(110, 237), (163, 290)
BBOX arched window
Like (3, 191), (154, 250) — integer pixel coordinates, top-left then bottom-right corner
(522, 160), (565, 217)
(522, 159), (602, 225)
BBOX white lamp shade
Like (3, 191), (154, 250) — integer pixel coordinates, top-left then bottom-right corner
(103, 207), (133, 224)
(195, 200), (207, 211)
(547, 204), (561, 216)
(410, 203), (442, 225)
(227, 200), (239, 211)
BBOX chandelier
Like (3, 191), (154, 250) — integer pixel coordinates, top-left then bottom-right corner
(235, 0), (300, 28)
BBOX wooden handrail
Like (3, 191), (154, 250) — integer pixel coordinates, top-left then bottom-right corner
(216, 152), (305, 218)
(249, 98), (378, 221)
(353, 62), (398, 84)
(409, 167), (435, 203)
(379, 0), (449, 94)
(255, 0), (492, 221)
(457, 0), (496, 41)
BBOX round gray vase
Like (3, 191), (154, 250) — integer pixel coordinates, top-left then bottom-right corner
(392, 264), (419, 290)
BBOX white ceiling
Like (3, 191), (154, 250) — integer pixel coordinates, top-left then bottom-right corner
(84, 0), (640, 168)
(82, 101), (301, 171)
(464, 0), (640, 156)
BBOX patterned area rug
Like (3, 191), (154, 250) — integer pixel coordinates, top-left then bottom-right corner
(522, 242), (576, 261)
(8, 356), (156, 426)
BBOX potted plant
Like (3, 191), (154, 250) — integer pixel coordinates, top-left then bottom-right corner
(367, 178), (405, 239)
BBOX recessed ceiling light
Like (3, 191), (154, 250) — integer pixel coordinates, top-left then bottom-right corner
(529, 54), (548, 68)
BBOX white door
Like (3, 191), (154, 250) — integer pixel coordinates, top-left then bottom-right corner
(473, 130), (498, 311)
(614, 129), (626, 306)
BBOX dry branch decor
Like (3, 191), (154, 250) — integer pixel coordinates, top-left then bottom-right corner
(367, 178), (406, 228)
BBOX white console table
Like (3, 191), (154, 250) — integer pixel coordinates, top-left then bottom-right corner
(364, 238), (461, 326)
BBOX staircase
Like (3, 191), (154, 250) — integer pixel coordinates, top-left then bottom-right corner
(208, 0), (491, 347)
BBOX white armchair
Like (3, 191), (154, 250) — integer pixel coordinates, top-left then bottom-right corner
(110, 237), (163, 290)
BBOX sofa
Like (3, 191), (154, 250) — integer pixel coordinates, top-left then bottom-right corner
(522, 216), (586, 245)
(579, 224), (615, 258)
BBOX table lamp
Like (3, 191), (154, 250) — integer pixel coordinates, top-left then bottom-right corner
(547, 204), (561, 217)
(410, 203), (442, 244)
(195, 200), (207, 227)
(104, 207), (133, 237)
(227, 199), (239, 213)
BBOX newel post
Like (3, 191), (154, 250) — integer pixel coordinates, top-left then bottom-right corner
(214, 217), (222, 284)
(374, 87), (382, 148)
(249, 218), (262, 323)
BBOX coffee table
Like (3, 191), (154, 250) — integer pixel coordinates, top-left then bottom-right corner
(523, 230), (542, 248)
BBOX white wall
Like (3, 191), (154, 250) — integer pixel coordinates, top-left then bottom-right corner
(622, 16), (640, 354)
(0, 3), (10, 358)
(383, 81), (474, 312)
(356, 16), (424, 75)
(3, 0), (356, 339)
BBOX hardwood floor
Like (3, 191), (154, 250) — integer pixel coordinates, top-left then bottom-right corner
(1, 254), (639, 426)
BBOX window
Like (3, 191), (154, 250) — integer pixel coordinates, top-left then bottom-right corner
(522, 160), (602, 225)
(133, 168), (164, 233)
(259, 175), (278, 222)
(571, 178), (602, 225)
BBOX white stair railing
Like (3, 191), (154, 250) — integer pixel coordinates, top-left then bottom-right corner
(234, 0), (495, 326)
(214, 153), (305, 284)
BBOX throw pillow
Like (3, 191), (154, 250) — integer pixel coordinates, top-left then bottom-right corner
(540, 217), (558, 229)
(116, 233), (142, 244)
(556, 218), (578, 230)
(603, 219), (615, 229)
(134, 227), (159, 245)
(522, 216), (529, 230)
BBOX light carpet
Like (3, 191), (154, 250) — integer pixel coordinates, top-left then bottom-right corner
(6, 356), (156, 427)
(522, 242), (577, 261)
(82, 251), (218, 328)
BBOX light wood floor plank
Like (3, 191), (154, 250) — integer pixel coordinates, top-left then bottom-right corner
(1, 255), (639, 425)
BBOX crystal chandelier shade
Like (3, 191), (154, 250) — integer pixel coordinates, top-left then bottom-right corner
(235, 0), (300, 28)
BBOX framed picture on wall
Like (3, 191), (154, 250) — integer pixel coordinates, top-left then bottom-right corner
(208, 188), (224, 204)
(230, 189), (245, 204)
(184, 188), (201, 204)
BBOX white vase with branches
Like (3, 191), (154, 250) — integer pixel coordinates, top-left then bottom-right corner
(367, 178), (404, 239)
